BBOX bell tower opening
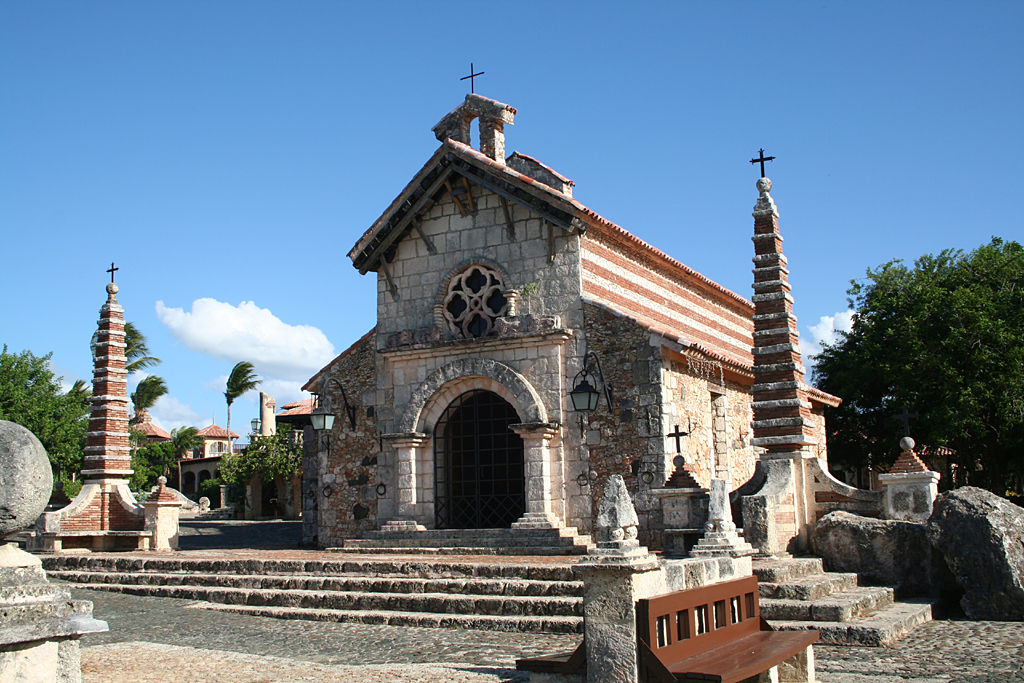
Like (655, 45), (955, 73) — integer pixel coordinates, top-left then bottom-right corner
(434, 389), (525, 529)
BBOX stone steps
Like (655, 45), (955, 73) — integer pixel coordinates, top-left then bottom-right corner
(338, 527), (595, 556)
(184, 602), (582, 634)
(333, 544), (591, 556)
(42, 554), (583, 635)
(48, 570), (582, 597)
(753, 558), (935, 646)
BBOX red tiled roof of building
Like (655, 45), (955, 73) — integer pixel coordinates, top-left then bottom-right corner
(134, 421), (170, 440)
(303, 327), (376, 393)
(277, 398), (315, 417)
(196, 424), (239, 439)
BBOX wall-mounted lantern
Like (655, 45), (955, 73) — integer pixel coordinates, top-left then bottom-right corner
(569, 351), (614, 437)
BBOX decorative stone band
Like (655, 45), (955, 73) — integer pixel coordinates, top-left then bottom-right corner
(92, 356), (127, 364)
(753, 194), (779, 217)
(751, 380), (803, 392)
(752, 291), (795, 304)
(88, 395), (130, 403)
(85, 445), (130, 453)
(751, 279), (791, 291)
(92, 341), (127, 349)
(80, 469), (133, 477)
(751, 233), (784, 243)
(753, 312), (798, 323)
(86, 431), (131, 438)
(753, 252), (788, 265)
(754, 362), (808, 375)
(753, 398), (813, 410)
(753, 417), (817, 430)
(753, 328), (798, 338)
(92, 368), (128, 376)
(752, 343), (801, 355)
(752, 434), (816, 447)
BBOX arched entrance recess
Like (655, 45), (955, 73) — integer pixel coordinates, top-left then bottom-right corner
(434, 390), (525, 529)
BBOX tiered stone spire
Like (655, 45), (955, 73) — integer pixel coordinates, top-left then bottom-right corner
(750, 177), (817, 455)
(81, 282), (133, 480)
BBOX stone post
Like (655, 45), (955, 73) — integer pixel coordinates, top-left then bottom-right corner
(510, 422), (561, 529)
(878, 438), (940, 522)
(143, 476), (184, 551)
(573, 475), (664, 683)
(1, 420), (108, 682)
(380, 432), (428, 531)
(689, 479), (755, 563)
(259, 392), (276, 436)
(651, 456), (709, 557)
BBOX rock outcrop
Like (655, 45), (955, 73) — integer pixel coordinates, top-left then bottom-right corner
(927, 487), (1024, 620)
(811, 511), (934, 596)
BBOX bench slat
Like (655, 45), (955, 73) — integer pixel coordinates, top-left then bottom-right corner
(664, 630), (819, 683)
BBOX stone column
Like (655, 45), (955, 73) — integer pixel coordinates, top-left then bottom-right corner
(510, 422), (561, 529)
(143, 476), (184, 551)
(573, 475), (664, 683)
(878, 438), (941, 522)
(689, 479), (755, 564)
(2, 421), (108, 683)
(380, 432), (429, 531)
(259, 392), (276, 436)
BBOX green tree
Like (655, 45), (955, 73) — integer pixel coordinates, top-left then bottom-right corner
(0, 346), (90, 478)
(169, 426), (204, 485)
(813, 238), (1024, 495)
(129, 375), (168, 424)
(130, 441), (169, 491)
(219, 428), (302, 506)
(224, 361), (260, 442)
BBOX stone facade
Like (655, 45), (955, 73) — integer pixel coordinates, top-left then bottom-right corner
(306, 95), (842, 552)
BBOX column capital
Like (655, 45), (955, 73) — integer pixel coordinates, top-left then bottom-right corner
(509, 422), (560, 440)
(381, 432), (429, 448)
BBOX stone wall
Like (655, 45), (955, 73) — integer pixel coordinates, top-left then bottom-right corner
(318, 330), (379, 548)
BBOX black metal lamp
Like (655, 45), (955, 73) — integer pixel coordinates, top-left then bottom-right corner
(569, 352), (613, 412)
(309, 403), (335, 432)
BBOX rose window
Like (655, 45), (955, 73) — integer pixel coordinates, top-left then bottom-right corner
(443, 266), (509, 338)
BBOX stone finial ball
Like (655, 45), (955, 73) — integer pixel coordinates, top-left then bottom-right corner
(900, 436), (915, 452)
(0, 421), (54, 538)
(106, 282), (119, 296)
(673, 455), (685, 469)
(756, 177), (772, 193)
(157, 476), (167, 486)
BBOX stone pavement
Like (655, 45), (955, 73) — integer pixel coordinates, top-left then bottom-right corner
(65, 584), (1024, 683)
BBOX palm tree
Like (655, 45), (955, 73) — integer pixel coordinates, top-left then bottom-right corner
(170, 426), (204, 483)
(124, 322), (161, 374)
(130, 375), (168, 424)
(224, 361), (261, 442)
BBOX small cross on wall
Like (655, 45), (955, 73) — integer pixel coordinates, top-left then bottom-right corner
(666, 423), (692, 453)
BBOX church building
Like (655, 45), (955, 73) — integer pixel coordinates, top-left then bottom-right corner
(303, 94), (841, 551)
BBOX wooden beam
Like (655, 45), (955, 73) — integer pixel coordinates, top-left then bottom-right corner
(499, 196), (516, 241)
(460, 176), (475, 213)
(445, 179), (467, 216)
(450, 163), (575, 231)
(379, 259), (399, 301)
(412, 217), (436, 254)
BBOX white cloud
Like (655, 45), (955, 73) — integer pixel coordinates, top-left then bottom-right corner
(149, 396), (213, 433)
(155, 298), (335, 381)
(801, 310), (855, 360)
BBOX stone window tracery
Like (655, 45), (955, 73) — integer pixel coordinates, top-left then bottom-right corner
(443, 265), (509, 339)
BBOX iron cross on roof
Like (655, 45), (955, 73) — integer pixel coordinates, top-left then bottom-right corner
(460, 63), (484, 94)
(750, 148), (775, 177)
(891, 404), (919, 437)
(106, 262), (119, 283)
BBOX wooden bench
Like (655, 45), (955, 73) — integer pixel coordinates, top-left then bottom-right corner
(516, 575), (817, 683)
(637, 576), (818, 683)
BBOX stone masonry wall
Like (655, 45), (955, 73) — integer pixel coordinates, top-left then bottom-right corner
(318, 331), (379, 548)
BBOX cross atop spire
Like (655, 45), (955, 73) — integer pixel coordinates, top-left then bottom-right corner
(460, 63), (485, 94)
(750, 148), (775, 178)
(106, 262), (119, 283)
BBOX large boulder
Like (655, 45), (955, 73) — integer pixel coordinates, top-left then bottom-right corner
(812, 511), (934, 596)
(927, 487), (1024, 620)
(0, 420), (53, 538)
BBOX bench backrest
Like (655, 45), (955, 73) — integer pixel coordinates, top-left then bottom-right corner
(636, 575), (761, 665)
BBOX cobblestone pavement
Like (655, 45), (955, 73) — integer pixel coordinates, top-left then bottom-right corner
(67, 586), (1024, 683)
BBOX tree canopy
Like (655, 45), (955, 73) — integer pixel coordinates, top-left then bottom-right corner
(0, 346), (90, 477)
(813, 238), (1024, 496)
(224, 361), (260, 440)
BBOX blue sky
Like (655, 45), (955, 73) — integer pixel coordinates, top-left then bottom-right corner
(2, 2), (1021, 439)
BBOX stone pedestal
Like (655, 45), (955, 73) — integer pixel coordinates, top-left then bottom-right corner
(690, 479), (755, 558)
(652, 486), (708, 557)
(511, 422), (561, 529)
(380, 432), (429, 529)
(878, 438), (940, 522)
(143, 477), (184, 551)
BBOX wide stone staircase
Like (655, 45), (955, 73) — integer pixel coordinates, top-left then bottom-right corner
(754, 557), (936, 646)
(42, 554), (584, 634)
(336, 527), (595, 555)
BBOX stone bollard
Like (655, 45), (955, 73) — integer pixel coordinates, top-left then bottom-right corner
(0, 420), (108, 682)
(878, 438), (940, 522)
(573, 475), (664, 683)
(144, 476), (184, 551)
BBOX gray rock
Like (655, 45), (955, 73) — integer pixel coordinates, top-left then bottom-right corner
(927, 487), (1024, 620)
(595, 474), (638, 540)
(811, 511), (934, 596)
(0, 420), (53, 538)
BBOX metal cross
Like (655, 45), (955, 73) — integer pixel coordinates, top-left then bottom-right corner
(106, 262), (119, 283)
(750, 148), (775, 177)
(891, 404), (919, 437)
(666, 424), (691, 454)
(460, 63), (484, 94)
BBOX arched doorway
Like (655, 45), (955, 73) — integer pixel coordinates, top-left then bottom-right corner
(434, 390), (525, 529)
